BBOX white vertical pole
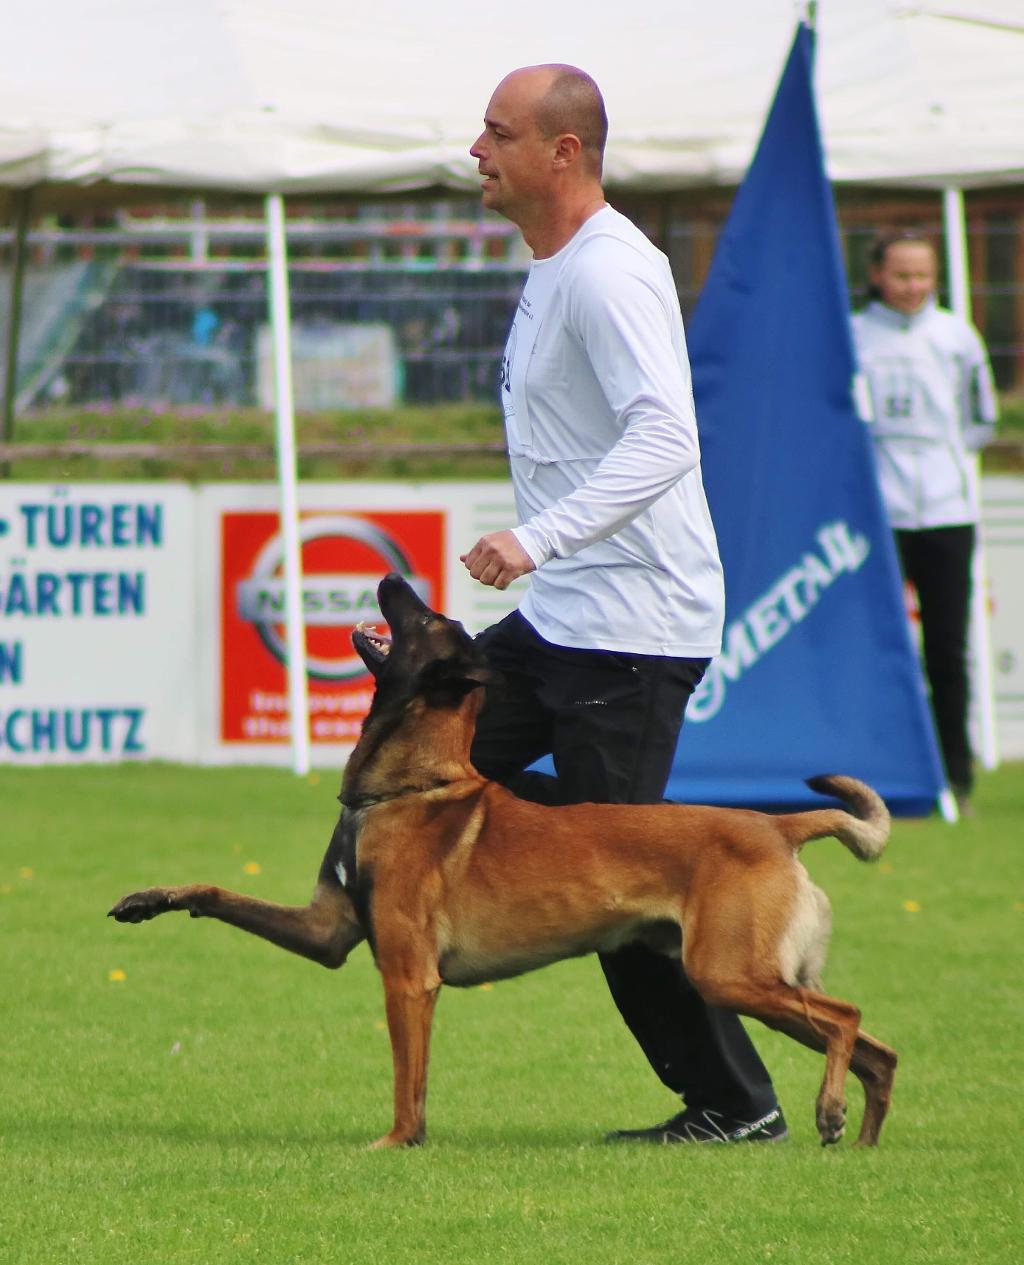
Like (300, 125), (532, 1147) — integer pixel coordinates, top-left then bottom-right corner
(943, 187), (971, 317)
(942, 185), (999, 772)
(265, 192), (310, 776)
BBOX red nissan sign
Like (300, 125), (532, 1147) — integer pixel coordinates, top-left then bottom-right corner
(220, 508), (445, 745)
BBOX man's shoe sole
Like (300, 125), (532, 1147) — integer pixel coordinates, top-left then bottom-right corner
(605, 1126), (789, 1144)
(606, 1107), (788, 1144)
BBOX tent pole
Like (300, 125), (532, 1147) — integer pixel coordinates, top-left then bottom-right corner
(943, 187), (970, 317)
(2, 188), (32, 478)
(264, 192), (311, 776)
(942, 185), (999, 773)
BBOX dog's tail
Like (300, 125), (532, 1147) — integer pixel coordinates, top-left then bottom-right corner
(781, 774), (890, 861)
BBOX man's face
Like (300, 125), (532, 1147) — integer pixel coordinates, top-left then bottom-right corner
(870, 242), (937, 315)
(469, 70), (556, 221)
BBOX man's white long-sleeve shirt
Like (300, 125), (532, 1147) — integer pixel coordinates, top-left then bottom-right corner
(502, 205), (724, 657)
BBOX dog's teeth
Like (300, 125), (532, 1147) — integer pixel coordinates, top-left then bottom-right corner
(354, 621), (392, 657)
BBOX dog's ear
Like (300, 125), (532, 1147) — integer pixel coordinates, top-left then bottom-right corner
(418, 656), (493, 707)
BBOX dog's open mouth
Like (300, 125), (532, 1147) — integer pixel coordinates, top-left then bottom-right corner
(353, 622), (392, 667)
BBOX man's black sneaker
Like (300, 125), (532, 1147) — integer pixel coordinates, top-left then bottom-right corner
(606, 1105), (788, 1144)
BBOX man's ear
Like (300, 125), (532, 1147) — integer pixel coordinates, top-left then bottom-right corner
(418, 657), (494, 707)
(552, 132), (583, 170)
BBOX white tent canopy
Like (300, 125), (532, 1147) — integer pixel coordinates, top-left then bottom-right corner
(2, 0), (1022, 200)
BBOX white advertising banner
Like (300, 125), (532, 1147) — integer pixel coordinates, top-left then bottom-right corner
(1, 477), (1021, 767)
(978, 477), (1024, 761)
(0, 484), (198, 763)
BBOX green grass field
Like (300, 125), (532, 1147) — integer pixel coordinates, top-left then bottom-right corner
(1, 761), (1021, 1264)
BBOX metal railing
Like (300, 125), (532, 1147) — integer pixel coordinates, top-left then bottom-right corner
(2, 196), (1022, 414)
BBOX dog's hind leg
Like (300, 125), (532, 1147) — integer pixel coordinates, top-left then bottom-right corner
(108, 880), (364, 969)
(689, 968), (863, 1146)
(849, 1031), (898, 1147)
(758, 1012), (896, 1146)
(765, 989), (860, 1146)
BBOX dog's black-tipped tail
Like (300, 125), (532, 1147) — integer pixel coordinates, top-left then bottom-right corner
(784, 775), (891, 861)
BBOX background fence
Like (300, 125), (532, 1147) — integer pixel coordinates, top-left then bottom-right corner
(2, 189), (1023, 415)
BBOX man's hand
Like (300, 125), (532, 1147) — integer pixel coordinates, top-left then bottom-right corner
(460, 530), (536, 590)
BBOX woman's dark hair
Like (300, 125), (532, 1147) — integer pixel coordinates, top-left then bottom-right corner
(865, 229), (936, 300)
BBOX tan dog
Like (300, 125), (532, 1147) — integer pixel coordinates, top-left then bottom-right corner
(111, 573), (897, 1149)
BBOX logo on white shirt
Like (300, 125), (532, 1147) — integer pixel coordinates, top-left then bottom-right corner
(500, 323), (517, 420)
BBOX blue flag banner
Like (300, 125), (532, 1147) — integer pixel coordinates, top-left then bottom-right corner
(669, 24), (946, 815)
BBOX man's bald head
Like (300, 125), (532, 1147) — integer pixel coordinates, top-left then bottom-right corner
(506, 64), (608, 176)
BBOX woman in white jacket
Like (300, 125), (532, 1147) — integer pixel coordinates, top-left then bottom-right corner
(852, 230), (998, 812)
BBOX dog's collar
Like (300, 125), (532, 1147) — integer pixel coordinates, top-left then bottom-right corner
(339, 779), (453, 811)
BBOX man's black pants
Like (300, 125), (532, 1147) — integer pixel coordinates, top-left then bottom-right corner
(470, 610), (778, 1119)
(895, 525), (975, 792)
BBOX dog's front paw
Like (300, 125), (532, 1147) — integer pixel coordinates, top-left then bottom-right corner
(108, 888), (176, 923)
(368, 1130), (425, 1150)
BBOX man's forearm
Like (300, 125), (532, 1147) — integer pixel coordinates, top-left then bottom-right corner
(514, 411), (699, 564)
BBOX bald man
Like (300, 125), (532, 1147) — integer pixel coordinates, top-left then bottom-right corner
(461, 65), (785, 1144)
